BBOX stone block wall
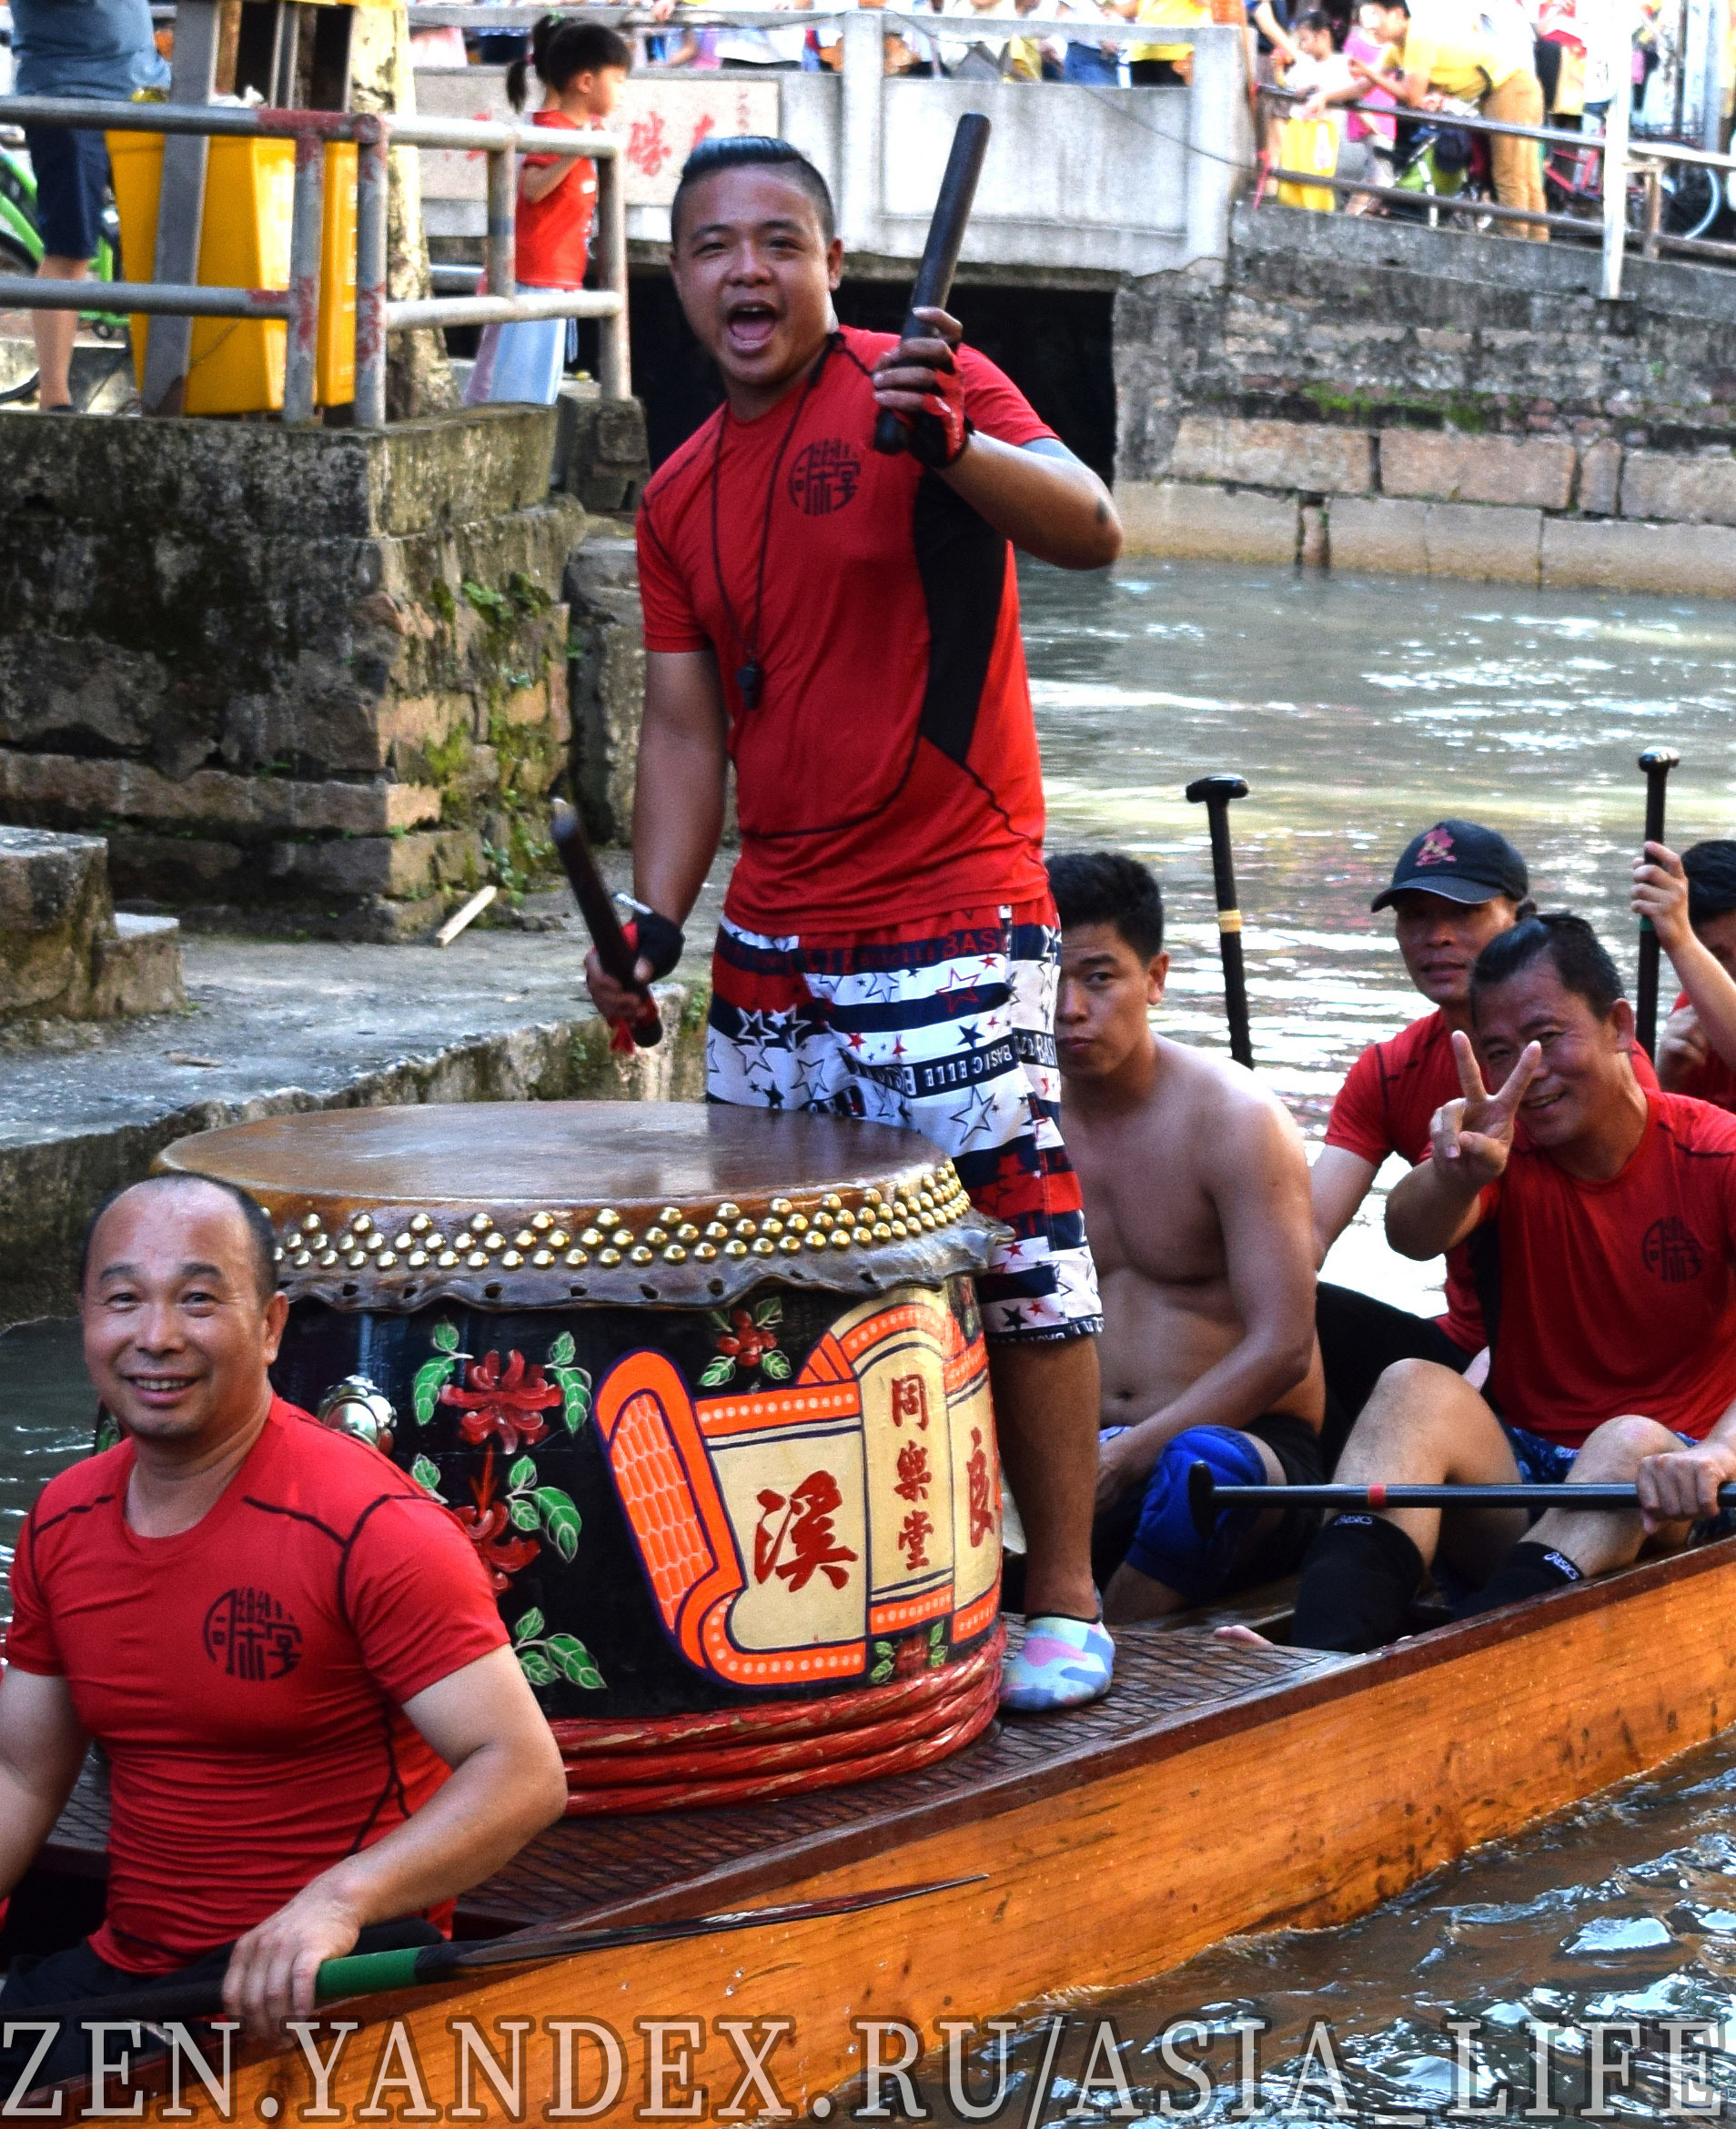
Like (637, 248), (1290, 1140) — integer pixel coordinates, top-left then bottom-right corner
(0, 826), (184, 1031)
(1114, 204), (1736, 591)
(0, 408), (585, 940)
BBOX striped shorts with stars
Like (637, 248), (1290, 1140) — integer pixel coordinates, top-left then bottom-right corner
(706, 899), (1104, 1347)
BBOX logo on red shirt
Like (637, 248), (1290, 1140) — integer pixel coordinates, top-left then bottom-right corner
(1642, 1216), (1706, 1283)
(1416, 828), (1456, 866)
(203, 1588), (303, 1681)
(788, 439), (863, 517)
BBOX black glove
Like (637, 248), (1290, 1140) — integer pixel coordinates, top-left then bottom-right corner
(625, 910), (685, 981)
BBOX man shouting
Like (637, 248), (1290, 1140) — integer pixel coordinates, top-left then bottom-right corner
(586, 136), (1123, 1710)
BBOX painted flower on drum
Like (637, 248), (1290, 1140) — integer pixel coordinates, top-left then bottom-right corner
(439, 1347), (561, 1453)
(444, 1450), (540, 1593)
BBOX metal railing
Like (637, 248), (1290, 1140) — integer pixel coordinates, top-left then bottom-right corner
(0, 93), (629, 425)
(1257, 78), (1736, 294)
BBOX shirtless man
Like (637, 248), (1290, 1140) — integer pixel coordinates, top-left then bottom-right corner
(1283, 913), (1736, 1654)
(1049, 853), (1325, 1624)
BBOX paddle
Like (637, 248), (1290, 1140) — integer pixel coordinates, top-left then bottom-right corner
(1186, 1464), (1736, 1537)
(10, 1878), (983, 2029)
(1185, 773), (1253, 1069)
(1635, 746), (1680, 1058)
(872, 114), (992, 458)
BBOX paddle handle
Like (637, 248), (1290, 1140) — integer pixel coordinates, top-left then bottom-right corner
(873, 115), (991, 456)
(1636, 747), (1679, 1057)
(316, 1946), (430, 2003)
(1185, 775), (1253, 1070)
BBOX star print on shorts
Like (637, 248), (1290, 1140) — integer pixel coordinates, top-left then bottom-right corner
(706, 898), (1103, 1346)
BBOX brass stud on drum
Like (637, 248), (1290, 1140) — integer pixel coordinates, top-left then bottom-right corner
(732, 1218), (757, 1238)
(663, 1245), (688, 1265)
(762, 1218), (783, 1237)
(484, 1234), (506, 1253)
(717, 1202), (742, 1220)
(409, 1213), (431, 1234)
(659, 1206), (682, 1226)
(531, 1212), (553, 1232)
(704, 1221), (729, 1240)
(346, 1250), (368, 1269)
(469, 1213), (490, 1234)
(580, 1228), (603, 1248)
(676, 1224), (700, 1243)
(778, 1236), (801, 1254)
(788, 1214), (809, 1233)
(438, 1249), (459, 1268)
(293, 1250), (312, 1268)
(613, 1230), (636, 1249)
(377, 1251), (397, 1268)
(408, 1250), (429, 1268)
(770, 1196), (794, 1216)
(502, 1251), (523, 1268)
(394, 1232), (413, 1252)
(550, 1229), (569, 1249)
(630, 1246), (654, 1266)
(531, 1249), (553, 1268)
(695, 1243), (718, 1261)
(823, 1193), (843, 1211)
(597, 1208), (621, 1228)
(354, 1214), (372, 1234)
(724, 1239), (748, 1257)
(645, 1227), (669, 1246)
(319, 1249), (339, 1267)
(564, 1248), (588, 1267)
(600, 1247), (622, 1267)
(514, 1229), (535, 1248)
(466, 1250), (489, 1269)
(752, 1238), (776, 1256)
(804, 1232), (828, 1251)
(830, 1231), (851, 1250)
(301, 1214), (321, 1233)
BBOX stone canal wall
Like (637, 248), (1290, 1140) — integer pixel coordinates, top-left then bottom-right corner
(0, 407), (603, 941)
(1114, 204), (1736, 594)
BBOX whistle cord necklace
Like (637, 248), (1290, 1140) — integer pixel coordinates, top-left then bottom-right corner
(709, 333), (837, 711)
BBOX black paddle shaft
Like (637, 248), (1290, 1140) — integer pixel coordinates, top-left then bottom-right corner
(1186, 774), (1253, 1069)
(1635, 746), (1680, 1059)
(872, 114), (991, 457)
(1186, 1463), (1736, 1538)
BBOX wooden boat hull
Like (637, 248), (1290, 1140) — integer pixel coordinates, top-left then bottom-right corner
(102, 1534), (1736, 2120)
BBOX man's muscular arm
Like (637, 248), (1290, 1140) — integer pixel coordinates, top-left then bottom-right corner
(220, 1645), (567, 2039)
(0, 1668), (91, 1898)
(584, 647), (728, 1024)
(1097, 1095), (1318, 1501)
(1310, 1144), (1380, 1268)
(871, 307), (1122, 569)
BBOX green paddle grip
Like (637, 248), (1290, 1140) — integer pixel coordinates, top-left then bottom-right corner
(315, 1946), (429, 2003)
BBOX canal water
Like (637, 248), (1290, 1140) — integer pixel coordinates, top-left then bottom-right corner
(7, 557), (1736, 2111)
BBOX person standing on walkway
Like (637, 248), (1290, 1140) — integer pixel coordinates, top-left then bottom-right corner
(585, 136), (1125, 1714)
(10, 0), (167, 411)
(1352, 0), (1550, 236)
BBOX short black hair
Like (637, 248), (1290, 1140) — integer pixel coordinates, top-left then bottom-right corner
(79, 1174), (280, 1304)
(1683, 840), (1736, 927)
(1296, 10), (1336, 32)
(1469, 913), (1623, 1022)
(1047, 851), (1166, 962)
(671, 136), (835, 247)
(507, 16), (631, 111)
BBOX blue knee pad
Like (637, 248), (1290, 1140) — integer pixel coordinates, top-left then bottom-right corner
(1125, 1427), (1268, 1604)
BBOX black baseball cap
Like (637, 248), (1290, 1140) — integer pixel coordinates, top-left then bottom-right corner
(1371, 820), (1529, 912)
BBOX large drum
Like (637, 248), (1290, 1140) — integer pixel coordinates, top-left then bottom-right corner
(158, 1105), (1005, 1812)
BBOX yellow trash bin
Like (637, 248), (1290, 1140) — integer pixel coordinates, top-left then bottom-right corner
(108, 132), (358, 415)
(1276, 116), (1341, 212)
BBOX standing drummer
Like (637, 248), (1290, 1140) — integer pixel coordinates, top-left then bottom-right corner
(584, 135), (1123, 1712)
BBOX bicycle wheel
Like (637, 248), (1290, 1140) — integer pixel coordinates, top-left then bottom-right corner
(1663, 161), (1722, 239)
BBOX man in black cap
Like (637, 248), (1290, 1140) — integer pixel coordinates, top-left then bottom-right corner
(1310, 820), (1534, 1441)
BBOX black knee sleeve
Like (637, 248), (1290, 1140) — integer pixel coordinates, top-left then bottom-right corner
(1288, 1513), (1425, 1654)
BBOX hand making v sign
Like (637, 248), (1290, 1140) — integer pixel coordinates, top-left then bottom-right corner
(1429, 1029), (1544, 1189)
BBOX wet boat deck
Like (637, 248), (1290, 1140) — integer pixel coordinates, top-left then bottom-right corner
(38, 1598), (1346, 1939)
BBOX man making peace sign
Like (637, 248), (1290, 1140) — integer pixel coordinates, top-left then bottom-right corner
(1278, 912), (1736, 1654)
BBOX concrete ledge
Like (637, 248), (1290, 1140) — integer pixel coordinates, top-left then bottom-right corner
(1541, 516), (1736, 596)
(1421, 501), (1543, 583)
(1327, 496), (1428, 575)
(1116, 480), (1300, 563)
(1380, 431), (1575, 513)
(0, 756), (444, 840)
(1170, 416), (1374, 495)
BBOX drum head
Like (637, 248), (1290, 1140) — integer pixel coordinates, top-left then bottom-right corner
(157, 1103), (999, 1311)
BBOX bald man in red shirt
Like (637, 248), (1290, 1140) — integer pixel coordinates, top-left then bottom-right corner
(0, 1174), (565, 2092)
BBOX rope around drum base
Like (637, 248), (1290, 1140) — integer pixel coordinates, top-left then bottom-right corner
(557, 1628), (1005, 1815)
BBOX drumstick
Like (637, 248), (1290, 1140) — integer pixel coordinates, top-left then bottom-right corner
(1635, 745), (1680, 1058)
(550, 798), (662, 1049)
(873, 113), (992, 458)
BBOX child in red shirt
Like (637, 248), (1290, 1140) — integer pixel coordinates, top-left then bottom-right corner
(464, 19), (631, 408)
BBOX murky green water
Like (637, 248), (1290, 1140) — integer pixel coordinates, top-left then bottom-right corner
(9, 560), (1736, 2081)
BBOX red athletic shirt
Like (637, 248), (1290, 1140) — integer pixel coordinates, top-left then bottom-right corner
(1326, 1009), (1660, 1349)
(1670, 988), (1736, 1112)
(516, 111), (597, 288)
(1326, 1010), (1489, 1350)
(1479, 1091), (1736, 1447)
(636, 325), (1057, 934)
(5, 1399), (507, 1973)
